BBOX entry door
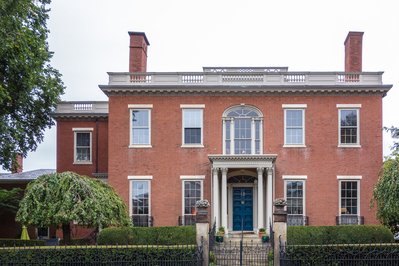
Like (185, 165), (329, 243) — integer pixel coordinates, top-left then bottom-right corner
(233, 187), (253, 231)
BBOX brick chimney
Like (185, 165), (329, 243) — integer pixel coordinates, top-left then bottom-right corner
(11, 154), (23, 174)
(344, 31), (364, 72)
(128, 31), (150, 73)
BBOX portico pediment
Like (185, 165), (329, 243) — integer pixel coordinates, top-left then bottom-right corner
(208, 154), (277, 169)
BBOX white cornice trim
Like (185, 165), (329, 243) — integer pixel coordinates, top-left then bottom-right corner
(128, 104), (153, 109)
(127, 175), (153, 180)
(336, 104), (362, 108)
(180, 104), (205, 109)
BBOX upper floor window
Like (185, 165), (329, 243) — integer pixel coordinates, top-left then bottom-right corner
(223, 105), (263, 155)
(129, 104), (152, 147)
(337, 104), (361, 147)
(283, 105), (306, 146)
(181, 105), (204, 147)
(73, 128), (92, 164)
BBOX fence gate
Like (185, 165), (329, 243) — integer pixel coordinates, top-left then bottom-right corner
(209, 223), (273, 265)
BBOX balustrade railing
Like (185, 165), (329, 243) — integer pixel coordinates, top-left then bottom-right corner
(336, 215), (364, 225)
(178, 215), (197, 226)
(132, 215), (153, 227)
(287, 215), (309, 226)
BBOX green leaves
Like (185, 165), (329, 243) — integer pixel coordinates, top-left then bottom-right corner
(0, 0), (65, 171)
(372, 152), (399, 232)
(0, 187), (23, 214)
(16, 172), (131, 228)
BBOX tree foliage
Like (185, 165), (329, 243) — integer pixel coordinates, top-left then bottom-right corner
(0, 187), (23, 214)
(0, 0), (64, 171)
(372, 148), (399, 232)
(16, 172), (131, 241)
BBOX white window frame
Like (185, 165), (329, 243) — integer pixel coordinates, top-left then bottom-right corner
(181, 105), (205, 148)
(180, 175), (204, 218)
(338, 176), (361, 224)
(129, 104), (153, 148)
(128, 175), (152, 217)
(222, 105), (263, 155)
(282, 104), (307, 147)
(73, 128), (93, 164)
(337, 104), (361, 147)
(283, 175), (307, 219)
(36, 227), (50, 239)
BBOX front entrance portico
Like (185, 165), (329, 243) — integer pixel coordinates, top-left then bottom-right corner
(208, 154), (277, 234)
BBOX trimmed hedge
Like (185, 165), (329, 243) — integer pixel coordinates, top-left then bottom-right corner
(98, 226), (196, 245)
(0, 239), (45, 247)
(288, 225), (394, 245)
(0, 246), (199, 265)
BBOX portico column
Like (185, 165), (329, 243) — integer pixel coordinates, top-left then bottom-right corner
(266, 167), (273, 232)
(257, 167), (264, 231)
(212, 167), (220, 229)
(221, 167), (228, 232)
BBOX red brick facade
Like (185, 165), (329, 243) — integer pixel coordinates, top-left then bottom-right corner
(53, 31), (391, 230)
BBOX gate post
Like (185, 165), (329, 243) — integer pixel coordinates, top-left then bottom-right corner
(273, 199), (287, 266)
(196, 200), (210, 266)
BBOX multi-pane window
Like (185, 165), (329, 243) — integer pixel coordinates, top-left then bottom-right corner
(183, 109), (203, 145)
(74, 131), (91, 163)
(131, 109), (151, 145)
(132, 180), (150, 215)
(340, 181), (358, 216)
(285, 180), (306, 225)
(284, 109), (305, 145)
(184, 181), (202, 215)
(223, 106), (262, 155)
(339, 108), (359, 145)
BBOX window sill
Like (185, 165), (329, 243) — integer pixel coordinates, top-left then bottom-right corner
(283, 144), (306, 148)
(73, 161), (92, 165)
(338, 144), (361, 148)
(129, 144), (152, 148)
(181, 144), (204, 148)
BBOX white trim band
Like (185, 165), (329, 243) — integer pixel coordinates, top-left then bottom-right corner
(282, 104), (307, 109)
(180, 175), (206, 180)
(336, 104), (362, 108)
(128, 175), (153, 180)
(337, 175), (362, 180)
(282, 175), (308, 180)
(128, 104), (153, 109)
(72, 128), (93, 131)
(180, 104), (205, 109)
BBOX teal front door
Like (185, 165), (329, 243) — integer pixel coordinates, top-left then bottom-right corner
(233, 187), (253, 231)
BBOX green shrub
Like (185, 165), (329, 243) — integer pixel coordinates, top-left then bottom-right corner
(0, 246), (198, 264)
(59, 238), (93, 245)
(288, 225), (394, 245)
(98, 226), (196, 245)
(0, 239), (45, 247)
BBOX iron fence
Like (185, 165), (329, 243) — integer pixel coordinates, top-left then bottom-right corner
(280, 243), (399, 266)
(336, 215), (364, 225)
(211, 240), (273, 266)
(178, 215), (197, 226)
(131, 215), (153, 227)
(287, 215), (309, 226)
(0, 243), (203, 265)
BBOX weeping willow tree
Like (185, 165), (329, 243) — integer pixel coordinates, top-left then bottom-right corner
(0, 187), (23, 214)
(372, 127), (399, 232)
(16, 172), (130, 243)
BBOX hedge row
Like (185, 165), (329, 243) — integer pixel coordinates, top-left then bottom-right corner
(288, 225), (394, 245)
(0, 246), (199, 265)
(0, 239), (45, 247)
(98, 226), (196, 245)
(283, 244), (399, 263)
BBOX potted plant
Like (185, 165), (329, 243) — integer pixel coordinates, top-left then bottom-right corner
(215, 226), (225, 243)
(258, 228), (269, 243)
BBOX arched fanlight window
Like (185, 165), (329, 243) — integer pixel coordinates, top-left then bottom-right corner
(222, 105), (263, 155)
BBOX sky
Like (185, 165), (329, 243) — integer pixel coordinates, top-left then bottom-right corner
(16, 0), (399, 172)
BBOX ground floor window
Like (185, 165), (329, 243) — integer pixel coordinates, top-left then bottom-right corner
(180, 176), (204, 225)
(339, 179), (360, 224)
(129, 176), (152, 226)
(284, 178), (306, 226)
